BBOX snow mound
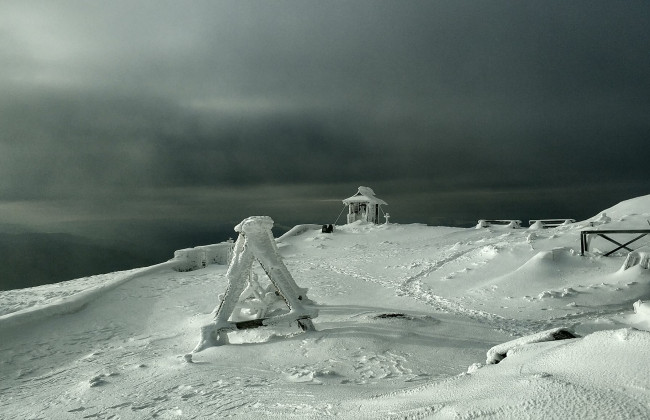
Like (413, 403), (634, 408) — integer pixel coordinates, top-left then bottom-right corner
(628, 300), (650, 331)
(587, 194), (650, 231)
(485, 247), (587, 295)
(594, 194), (650, 220)
(276, 224), (323, 242)
(486, 327), (578, 364)
(621, 249), (650, 271)
(354, 328), (650, 419)
(634, 300), (650, 320)
(520, 247), (575, 267)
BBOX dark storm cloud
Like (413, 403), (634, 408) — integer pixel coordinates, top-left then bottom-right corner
(0, 87), (364, 198)
(2, 0), (650, 289)
(1, 0), (649, 226)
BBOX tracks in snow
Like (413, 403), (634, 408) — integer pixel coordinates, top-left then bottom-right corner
(307, 240), (557, 337)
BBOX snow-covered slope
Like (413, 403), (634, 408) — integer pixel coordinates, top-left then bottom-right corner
(1, 195), (649, 418)
(592, 194), (650, 222)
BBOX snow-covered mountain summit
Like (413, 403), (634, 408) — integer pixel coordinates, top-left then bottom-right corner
(1, 195), (649, 418)
(591, 193), (650, 223)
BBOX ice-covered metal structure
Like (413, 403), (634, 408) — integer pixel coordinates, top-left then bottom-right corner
(193, 216), (317, 352)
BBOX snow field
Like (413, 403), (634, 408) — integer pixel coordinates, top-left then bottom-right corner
(1, 195), (650, 418)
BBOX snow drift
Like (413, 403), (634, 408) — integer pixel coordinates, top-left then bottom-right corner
(1, 194), (650, 418)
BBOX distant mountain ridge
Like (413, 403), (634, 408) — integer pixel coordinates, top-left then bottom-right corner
(0, 232), (156, 291)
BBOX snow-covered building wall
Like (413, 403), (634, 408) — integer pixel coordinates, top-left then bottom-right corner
(173, 241), (235, 272)
(342, 186), (387, 224)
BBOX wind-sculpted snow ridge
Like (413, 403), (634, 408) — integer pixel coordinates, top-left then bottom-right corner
(277, 224), (323, 242)
(592, 194), (650, 221)
(0, 242), (233, 329)
(0, 261), (176, 330)
(349, 327), (650, 419)
(1, 195), (650, 419)
(485, 327), (578, 364)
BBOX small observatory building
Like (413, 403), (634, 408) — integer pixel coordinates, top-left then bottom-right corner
(342, 186), (387, 224)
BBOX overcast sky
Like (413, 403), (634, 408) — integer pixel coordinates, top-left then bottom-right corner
(2, 1), (649, 251)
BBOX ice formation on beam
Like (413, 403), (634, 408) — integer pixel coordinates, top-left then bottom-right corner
(193, 216), (317, 352)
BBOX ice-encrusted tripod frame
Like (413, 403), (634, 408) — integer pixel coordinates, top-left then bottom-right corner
(193, 216), (317, 352)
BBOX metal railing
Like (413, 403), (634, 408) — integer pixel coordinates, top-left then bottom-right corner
(580, 229), (650, 256)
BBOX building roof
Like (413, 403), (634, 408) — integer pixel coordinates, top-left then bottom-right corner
(342, 186), (387, 205)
